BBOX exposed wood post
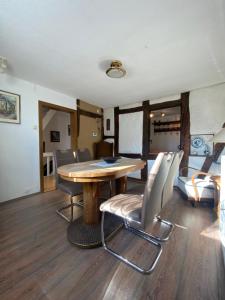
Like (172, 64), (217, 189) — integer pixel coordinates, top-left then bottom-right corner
(38, 100), (77, 193)
(142, 100), (150, 180)
(200, 122), (225, 174)
(101, 108), (104, 139)
(70, 111), (77, 150)
(77, 99), (80, 137)
(180, 92), (190, 176)
(114, 107), (119, 155)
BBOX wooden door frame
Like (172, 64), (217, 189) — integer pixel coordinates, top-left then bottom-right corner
(38, 100), (77, 192)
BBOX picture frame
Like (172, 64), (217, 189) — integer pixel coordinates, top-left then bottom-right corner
(50, 131), (60, 142)
(190, 134), (214, 156)
(0, 90), (21, 124)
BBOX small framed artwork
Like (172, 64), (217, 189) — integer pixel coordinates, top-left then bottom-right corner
(0, 90), (21, 124)
(190, 134), (214, 156)
(50, 131), (60, 142)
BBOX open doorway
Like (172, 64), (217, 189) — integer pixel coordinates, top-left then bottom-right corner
(39, 101), (77, 193)
(149, 106), (181, 154)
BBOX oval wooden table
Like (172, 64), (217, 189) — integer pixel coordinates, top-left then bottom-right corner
(57, 158), (146, 248)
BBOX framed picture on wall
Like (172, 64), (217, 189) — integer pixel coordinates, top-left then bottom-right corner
(0, 90), (21, 123)
(50, 131), (60, 142)
(190, 134), (214, 156)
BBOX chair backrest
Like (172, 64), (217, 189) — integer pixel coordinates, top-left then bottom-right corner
(141, 152), (175, 229)
(53, 149), (77, 185)
(76, 148), (92, 162)
(94, 140), (113, 159)
(161, 150), (184, 208)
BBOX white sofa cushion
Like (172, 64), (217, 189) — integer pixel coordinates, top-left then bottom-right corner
(177, 176), (214, 200)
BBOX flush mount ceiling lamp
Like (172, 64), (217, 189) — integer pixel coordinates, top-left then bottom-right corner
(0, 56), (7, 73)
(106, 60), (126, 78)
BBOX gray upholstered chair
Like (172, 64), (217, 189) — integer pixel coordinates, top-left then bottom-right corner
(54, 149), (83, 222)
(100, 152), (176, 274)
(76, 148), (92, 162)
(162, 151), (184, 208)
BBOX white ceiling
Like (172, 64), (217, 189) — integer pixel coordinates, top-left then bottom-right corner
(1, 0), (225, 108)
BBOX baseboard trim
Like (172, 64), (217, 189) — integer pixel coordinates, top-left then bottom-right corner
(0, 192), (41, 206)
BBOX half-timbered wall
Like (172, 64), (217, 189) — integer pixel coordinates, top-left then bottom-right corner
(103, 82), (225, 180)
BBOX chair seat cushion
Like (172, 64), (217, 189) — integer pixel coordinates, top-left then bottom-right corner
(177, 176), (214, 200)
(58, 180), (83, 196)
(100, 194), (143, 223)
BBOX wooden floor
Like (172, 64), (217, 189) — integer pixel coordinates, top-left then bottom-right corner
(0, 181), (224, 300)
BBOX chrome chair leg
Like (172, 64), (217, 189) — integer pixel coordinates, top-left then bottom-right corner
(56, 195), (83, 222)
(125, 216), (174, 242)
(101, 212), (162, 275)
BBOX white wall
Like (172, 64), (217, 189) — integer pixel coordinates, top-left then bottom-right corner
(0, 74), (76, 202)
(119, 112), (143, 154)
(44, 110), (71, 152)
(190, 84), (225, 135)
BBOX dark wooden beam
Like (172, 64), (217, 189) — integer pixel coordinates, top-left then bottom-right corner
(199, 144), (224, 176)
(103, 135), (115, 139)
(77, 99), (80, 137)
(149, 99), (181, 111)
(180, 92), (190, 176)
(142, 100), (150, 180)
(78, 109), (103, 119)
(114, 107), (119, 155)
(118, 153), (142, 158)
(200, 122), (225, 173)
(118, 106), (143, 114)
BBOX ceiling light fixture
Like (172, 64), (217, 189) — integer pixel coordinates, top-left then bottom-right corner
(106, 60), (126, 78)
(161, 112), (165, 117)
(150, 113), (154, 118)
(0, 56), (7, 73)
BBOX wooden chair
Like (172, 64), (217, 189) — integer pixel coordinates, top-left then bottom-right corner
(76, 148), (92, 162)
(94, 140), (113, 159)
(54, 149), (83, 222)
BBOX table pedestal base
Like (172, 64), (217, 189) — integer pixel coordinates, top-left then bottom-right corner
(67, 213), (123, 248)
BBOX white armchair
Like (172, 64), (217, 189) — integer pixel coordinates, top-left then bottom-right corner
(177, 167), (218, 207)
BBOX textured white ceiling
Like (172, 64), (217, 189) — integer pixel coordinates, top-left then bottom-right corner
(1, 0), (225, 108)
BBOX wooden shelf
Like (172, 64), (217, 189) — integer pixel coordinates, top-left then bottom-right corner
(153, 120), (180, 126)
(153, 120), (181, 132)
(154, 127), (180, 133)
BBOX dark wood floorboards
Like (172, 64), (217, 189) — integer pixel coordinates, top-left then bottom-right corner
(0, 181), (224, 300)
